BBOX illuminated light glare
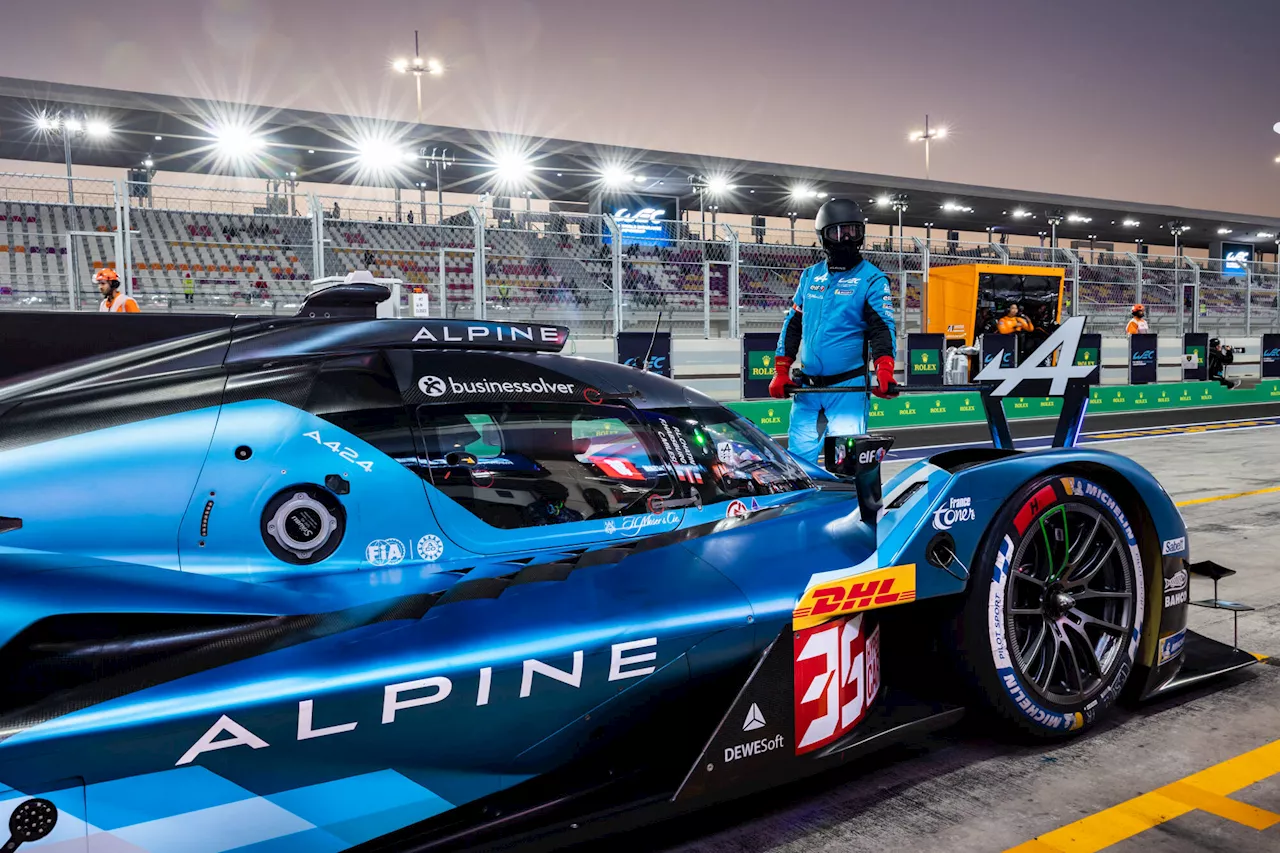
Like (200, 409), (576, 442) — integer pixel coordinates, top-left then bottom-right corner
(63, 117), (83, 133)
(876, 195), (891, 206)
(1274, 122), (1280, 134)
(942, 201), (973, 213)
(392, 58), (410, 73)
(908, 131), (923, 141)
(143, 158), (154, 168)
(1259, 232), (1276, 239)
(35, 115), (55, 131)
(426, 58), (444, 75)
(1123, 219), (1140, 227)
(154, 135), (163, 141)
(601, 166), (631, 188)
(1218, 228), (1232, 235)
(706, 175), (732, 195)
(491, 150), (534, 184)
(85, 120), (111, 138)
(355, 137), (412, 170)
(935, 127), (948, 139)
(213, 124), (266, 157)
(790, 186), (821, 201)
(1066, 213), (1092, 223)
(1011, 209), (1031, 219)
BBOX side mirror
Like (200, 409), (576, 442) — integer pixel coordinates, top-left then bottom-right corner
(825, 434), (895, 526)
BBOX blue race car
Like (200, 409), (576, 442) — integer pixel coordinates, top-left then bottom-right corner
(0, 283), (1256, 852)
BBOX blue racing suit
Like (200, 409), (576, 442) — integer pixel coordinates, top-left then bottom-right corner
(776, 258), (896, 464)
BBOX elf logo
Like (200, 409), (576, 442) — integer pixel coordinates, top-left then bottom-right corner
(859, 447), (887, 465)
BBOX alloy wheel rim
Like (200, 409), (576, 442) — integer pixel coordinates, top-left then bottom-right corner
(1005, 502), (1136, 705)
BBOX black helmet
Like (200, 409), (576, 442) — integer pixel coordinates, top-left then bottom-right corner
(815, 198), (866, 270)
(815, 198), (866, 246)
(1210, 337), (1221, 348)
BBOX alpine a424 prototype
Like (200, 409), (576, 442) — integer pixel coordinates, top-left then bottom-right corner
(0, 282), (1257, 852)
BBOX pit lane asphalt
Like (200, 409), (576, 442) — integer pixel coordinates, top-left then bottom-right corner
(631, 416), (1280, 853)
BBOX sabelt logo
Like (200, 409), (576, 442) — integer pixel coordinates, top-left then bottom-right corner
(417, 375), (580, 398)
(792, 564), (916, 630)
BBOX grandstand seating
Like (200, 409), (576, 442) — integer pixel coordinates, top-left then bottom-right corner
(0, 198), (1273, 335)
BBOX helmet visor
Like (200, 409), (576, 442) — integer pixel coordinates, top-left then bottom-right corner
(821, 222), (864, 244)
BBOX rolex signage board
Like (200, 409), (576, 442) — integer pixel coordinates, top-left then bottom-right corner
(743, 332), (780, 399)
(906, 333), (944, 385)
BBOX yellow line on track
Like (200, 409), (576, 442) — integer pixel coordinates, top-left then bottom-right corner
(1004, 738), (1280, 852)
(1175, 485), (1280, 507)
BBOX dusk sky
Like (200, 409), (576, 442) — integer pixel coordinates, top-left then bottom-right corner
(1, 0), (1277, 215)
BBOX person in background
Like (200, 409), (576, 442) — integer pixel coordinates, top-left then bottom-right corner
(770, 198), (896, 465)
(182, 274), (195, 305)
(96, 269), (139, 313)
(996, 303), (1033, 335)
(331, 201), (341, 219)
(1208, 337), (1239, 389)
(1126, 304), (1148, 334)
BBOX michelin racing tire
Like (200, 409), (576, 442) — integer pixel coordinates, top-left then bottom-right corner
(957, 473), (1146, 738)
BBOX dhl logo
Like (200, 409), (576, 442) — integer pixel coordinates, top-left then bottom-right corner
(792, 564), (917, 630)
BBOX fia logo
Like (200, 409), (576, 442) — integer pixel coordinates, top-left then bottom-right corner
(366, 538), (406, 567)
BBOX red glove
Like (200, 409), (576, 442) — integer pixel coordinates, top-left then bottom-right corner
(768, 356), (795, 399)
(872, 356), (896, 399)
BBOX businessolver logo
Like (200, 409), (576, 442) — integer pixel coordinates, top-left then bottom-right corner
(792, 564), (916, 630)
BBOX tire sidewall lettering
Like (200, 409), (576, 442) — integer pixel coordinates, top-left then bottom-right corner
(985, 476), (1143, 732)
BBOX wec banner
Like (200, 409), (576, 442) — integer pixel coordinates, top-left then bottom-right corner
(742, 332), (780, 399)
(1262, 334), (1280, 379)
(1128, 333), (1157, 385)
(617, 331), (672, 377)
(981, 333), (1017, 371)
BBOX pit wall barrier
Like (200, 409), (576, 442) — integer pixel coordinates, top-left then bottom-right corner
(726, 380), (1280, 437)
(563, 333), (1269, 406)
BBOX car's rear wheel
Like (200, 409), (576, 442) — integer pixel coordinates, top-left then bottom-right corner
(956, 473), (1146, 737)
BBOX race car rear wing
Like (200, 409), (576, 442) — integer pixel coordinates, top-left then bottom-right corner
(812, 316), (1096, 527)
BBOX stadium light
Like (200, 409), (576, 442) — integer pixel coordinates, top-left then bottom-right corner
(488, 149), (534, 191)
(601, 166), (631, 188)
(1218, 228), (1232, 235)
(941, 201), (972, 213)
(876, 195), (891, 207)
(1066, 213), (1092, 223)
(214, 123), (266, 158)
(392, 29), (444, 124)
(791, 185), (823, 202)
(706, 175), (733, 195)
(1123, 219), (1141, 227)
(1011, 209), (1032, 219)
(1274, 121), (1280, 134)
(908, 114), (946, 179)
(32, 110), (112, 204)
(1259, 232), (1276, 239)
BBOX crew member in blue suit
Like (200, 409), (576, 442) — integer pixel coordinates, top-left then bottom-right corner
(770, 198), (897, 464)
